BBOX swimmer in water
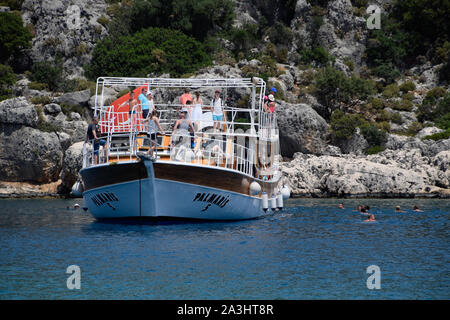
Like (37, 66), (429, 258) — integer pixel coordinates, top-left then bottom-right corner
(395, 206), (405, 213)
(360, 207), (370, 215)
(74, 204), (80, 209)
(355, 205), (362, 212)
(413, 205), (423, 212)
(364, 205), (370, 211)
(364, 214), (376, 222)
(338, 203), (344, 209)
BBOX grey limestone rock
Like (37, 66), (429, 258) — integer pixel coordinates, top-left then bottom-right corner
(0, 97), (38, 127)
(277, 101), (329, 157)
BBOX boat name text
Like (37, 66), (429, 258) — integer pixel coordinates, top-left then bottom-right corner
(193, 192), (230, 209)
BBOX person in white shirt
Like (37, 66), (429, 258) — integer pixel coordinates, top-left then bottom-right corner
(147, 91), (155, 114)
(210, 90), (223, 131)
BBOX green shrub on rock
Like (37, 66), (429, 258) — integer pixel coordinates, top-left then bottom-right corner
(382, 83), (400, 98)
(0, 63), (16, 101)
(417, 91), (450, 123)
(391, 99), (413, 112)
(360, 124), (388, 148)
(298, 46), (334, 66)
(86, 27), (211, 79)
(371, 63), (401, 84)
(330, 109), (368, 140)
(0, 12), (32, 64)
(267, 21), (294, 46)
(399, 80), (415, 93)
(314, 66), (375, 116)
(376, 109), (391, 122)
(28, 82), (48, 91)
(30, 96), (51, 105)
(391, 112), (403, 124)
(423, 129), (450, 141)
(367, 97), (384, 110)
(435, 112), (450, 130)
(375, 121), (390, 133)
(366, 145), (386, 155)
(30, 60), (63, 92)
(402, 92), (414, 101)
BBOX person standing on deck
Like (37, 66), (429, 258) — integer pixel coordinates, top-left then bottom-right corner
(85, 116), (108, 165)
(180, 88), (193, 106)
(191, 91), (203, 132)
(264, 94), (276, 113)
(119, 91), (138, 113)
(138, 87), (151, 119)
(147, 91), (155, 113)
(146, 109), (164, 156)
(210, 90), (224, 131)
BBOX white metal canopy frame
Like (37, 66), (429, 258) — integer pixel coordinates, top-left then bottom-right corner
(94, 76), (267, 113)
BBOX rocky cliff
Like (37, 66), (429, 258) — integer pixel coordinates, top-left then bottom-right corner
(0, 0), (448, 198)
(21, 0), (109, 78)
(0, 96), (88, 197)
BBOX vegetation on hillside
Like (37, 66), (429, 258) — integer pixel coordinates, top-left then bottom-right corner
(86, 27), (211, 79)
(0, 0), (448, 154)
(0, 11), (31, 101)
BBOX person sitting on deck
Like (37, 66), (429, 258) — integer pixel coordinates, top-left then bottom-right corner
(180, 88), (193, 106)
(172, 110), (195, 143)
(210, 90), (224, 131)
(85, 116), (108, 165)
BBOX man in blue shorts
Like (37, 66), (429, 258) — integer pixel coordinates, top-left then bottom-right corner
(86, 116), (108, 164)
(138, 87), (151, 119)
(210, 90), (223, 131)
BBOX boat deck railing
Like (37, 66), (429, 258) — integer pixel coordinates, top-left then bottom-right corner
(170, 132), (255, 176)
(97, 103), (277, 137)
(82, 130), (257, 177)
(85, 77), (279, 179)
(83, 133), (159, 168)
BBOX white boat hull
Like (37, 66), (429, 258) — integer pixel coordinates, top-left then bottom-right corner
(81, 159), (278, 220)
(83, 178), (272, 220)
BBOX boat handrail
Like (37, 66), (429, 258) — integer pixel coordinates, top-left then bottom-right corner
(96, 104), (277, 136)
(83, 133), (161, 168)
(169, 131), (255, 176)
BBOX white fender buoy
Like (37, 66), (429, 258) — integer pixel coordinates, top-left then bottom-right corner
(71, 180), (83, 198)
(262, 192), (268, 211)
(281, 185), (291, 200)
(277, 193), (283, 210)
(270, 195), (277, 211)
(249, 181), (261, 196)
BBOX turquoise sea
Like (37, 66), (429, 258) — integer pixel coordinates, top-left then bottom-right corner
(0, 198), (448, 299)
